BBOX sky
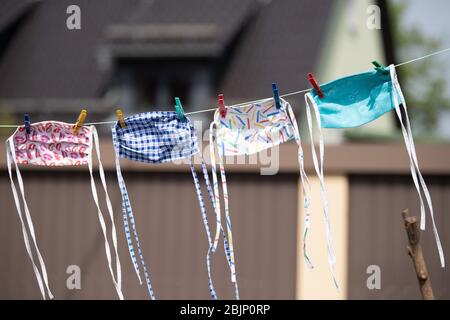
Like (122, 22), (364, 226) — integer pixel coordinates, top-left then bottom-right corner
(402, 0), (450, 44)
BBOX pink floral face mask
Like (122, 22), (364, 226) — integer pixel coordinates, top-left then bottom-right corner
(6, 121), (123, 300)
(12, 121), (91, 166)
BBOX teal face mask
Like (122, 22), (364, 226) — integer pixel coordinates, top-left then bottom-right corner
(304, 64), (445, 268)
(308, 67), (396, 128)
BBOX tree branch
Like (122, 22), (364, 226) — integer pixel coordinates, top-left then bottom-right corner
(401, 209), (434, 299)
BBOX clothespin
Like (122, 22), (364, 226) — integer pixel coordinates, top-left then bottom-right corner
(24, 113), (31, 134)
(307, 73), (324, 98)
(116, 109), (126, 128)
(218, 94), (227, 118)
(174, 97), (186, 121)
(372, 61), (389, 74)
(73, 109), (87, 134)
(272, 83), (281, 109)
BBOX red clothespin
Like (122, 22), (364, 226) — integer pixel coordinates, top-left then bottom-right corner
(307, 73), (324, 98)
(218, 94), (227, 118)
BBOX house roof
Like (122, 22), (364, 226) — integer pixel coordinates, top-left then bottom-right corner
(105, 0), (258, 58)
(220, 0), (333, 101)
(0, 0), (333, 104)
(0, 0), (139, 99)
(0, 0), (37, 32)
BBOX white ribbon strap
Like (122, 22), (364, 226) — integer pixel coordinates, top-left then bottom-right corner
(217, 144), (240, 299)
(88, 127), (124, 300)
(90, 126), (124, 299)
(390, 65), (445, 267)
(390, 68), (426, 231)
(209, 121), (223, 253)
(209, 121), (240, 299)
(6, 138), (53, 300)
(201, 158), (233, 268)
(305, 93), (339, 289)
(286, 104), (314, 270)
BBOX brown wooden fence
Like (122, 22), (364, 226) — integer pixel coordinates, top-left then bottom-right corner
(0, 140), (298, 299)
(1, 141), (450, 299)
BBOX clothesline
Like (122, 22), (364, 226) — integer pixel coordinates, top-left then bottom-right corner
(1, 47), (449, 128)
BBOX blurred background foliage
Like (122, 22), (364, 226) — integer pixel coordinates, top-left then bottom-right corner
(390, 0), (450, 140)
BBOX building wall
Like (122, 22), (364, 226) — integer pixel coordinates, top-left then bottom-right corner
(316, 0), (394, 143)
(296, 175), (349, 299)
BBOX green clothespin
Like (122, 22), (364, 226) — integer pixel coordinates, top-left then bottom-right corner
(174, 97), (186, 121)
(372, 61), (389, 74)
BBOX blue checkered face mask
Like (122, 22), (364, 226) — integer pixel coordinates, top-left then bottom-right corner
(112, 111), (221, 300)
(113, 111), (198, 163)
(305, 65), (444, 268)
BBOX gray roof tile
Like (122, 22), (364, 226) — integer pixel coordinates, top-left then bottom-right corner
(0, 0), (332, 104)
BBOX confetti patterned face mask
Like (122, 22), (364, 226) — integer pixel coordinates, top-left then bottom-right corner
(305, 64), (444, 268)
(209, 97), (312, 299)
(112, 111), (221, 300)
(6, 121), (123, 300)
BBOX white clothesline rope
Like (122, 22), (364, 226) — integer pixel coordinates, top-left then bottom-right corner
(0, 47), (449, 128)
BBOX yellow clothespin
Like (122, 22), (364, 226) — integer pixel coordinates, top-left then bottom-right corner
(73, 109), (87, 134)
(116, 109), (126, 128)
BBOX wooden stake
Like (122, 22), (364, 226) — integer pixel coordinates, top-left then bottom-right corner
(401, 209), (435, 300)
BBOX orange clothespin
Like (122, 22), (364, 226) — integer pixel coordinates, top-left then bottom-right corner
(116, 109), (126, 128)
(73, 109), (87, 134)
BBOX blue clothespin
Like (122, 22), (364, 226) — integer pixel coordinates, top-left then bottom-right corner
(24, 113), (31, 134)
(174, 97), (186, 121)
(272, 83), (281, 109)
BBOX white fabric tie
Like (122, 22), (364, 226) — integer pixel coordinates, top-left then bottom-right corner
(390, 65), (445, 267)
(88, 126), (124, 299)
(305, 93), (339, 289)
(6, 137), (54, 300)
